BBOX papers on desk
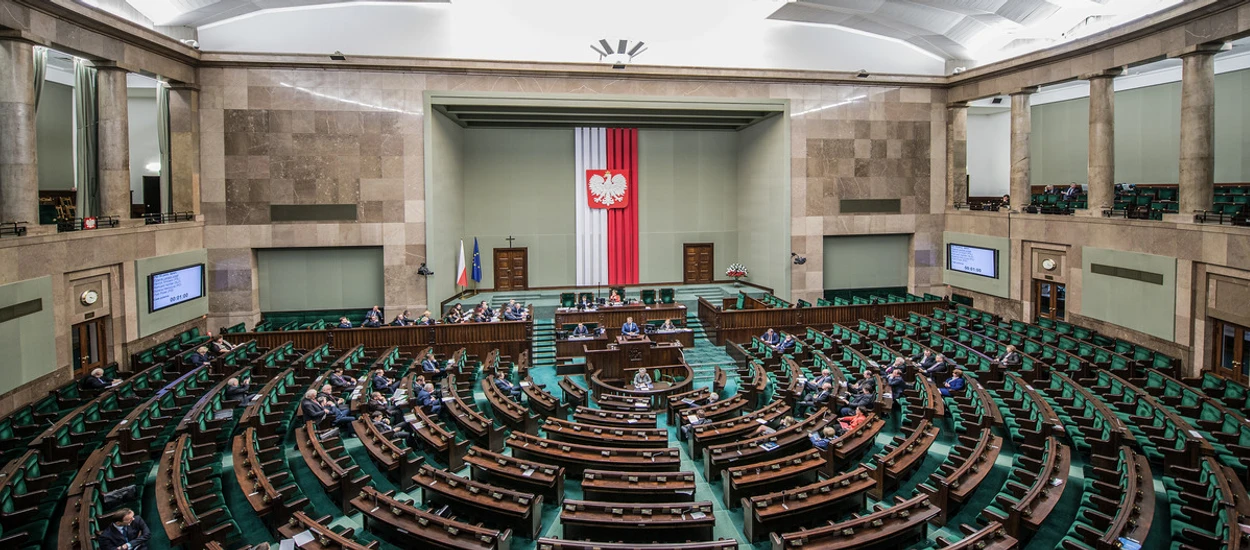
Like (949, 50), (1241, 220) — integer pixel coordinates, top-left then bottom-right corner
(756, 418), (768, 424)
(441, 396), (454, 402)
(759, 442), (780, 452)
(522, 469), (535, 477)
(520, 381), (531, 388)
(282, 528), (316, 548)
(213, 409), (234, 420)
(626, 419), (637, 424)
(635, 402), (647, 407)
(686, 414), (699, 424)
(279, 540), (296, 550)
(403, 413), (417, 424)
(681, 398), (696, 405)
(687, 511), (707, 520)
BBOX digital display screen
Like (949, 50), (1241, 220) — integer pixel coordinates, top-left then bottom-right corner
(947, 244), (998, 279)
(150, 264), (205, 312)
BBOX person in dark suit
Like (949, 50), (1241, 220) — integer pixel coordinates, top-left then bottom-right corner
(82, 368), (114, 390)
(416, 383), (442, 415)
(471, 305), (490, 323)
(421, 354), (446, 378)
(773, 334), (795, 354)
(681, 410), (709, 439)
(328, 367), (357, 390)
(319, 383), (345, 407)
(808, 426), (838, 450)
(798, 383), (832, 416)
(621, 317), (640, 336)
(804, 369), (833, 396)
(1043, 184), (1058, 195)
(924, 355), (951, 379)
(188, 347), (210, 368)
(494, 376), (522, 401)
(503, 301), (526, 321)
(363, 306), (383, 328)
(371, 369), (398, 394)
(840, 386), (875, 416)
(571, 323), (590, 337)
(97, 508), (151, 550)
(444, 304), (464, 323)
(761, 329), (781, 346)
(941, 369), (967, 397)
(910, 350), (936, 372)
(320, 396), (356, 431)
(366, 392), (398, 418)
(390, 310), (410, 326)
(337, 317), (353, 328)
(995, 345), (1022, 368)
(301, 390), (326, 422)
(1062, 183), (1081, 201)
(224, 376), (253, 403)
(849, 370), (875, 394)
(479, 301), (495, 319)
(577, 294), (594, 309)
(886, 366), (906, 399)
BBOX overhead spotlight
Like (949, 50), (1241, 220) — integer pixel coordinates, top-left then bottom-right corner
(330, 51), (347, 61)
(590, 39), (647, 69)
(856, 69), (870, 79)
(180, 39), (199, 49)
(791, 253), (807, 265)
(418, 263), (434, 276)
(990, 97), (1004, 105)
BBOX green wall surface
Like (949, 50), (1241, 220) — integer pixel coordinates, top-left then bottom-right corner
(737, 115), (790, 296)
(1081, 246), (1176, 341)
(462, 128), (576, 289)
(639, 130), (740, 283)
(37, 82), (74, 190)
(426, 110), (466, 308)
(824, 235), (910, 290)
(0, 276), (56, 395)
(942, 232), (1010, 299)
(1113, 81), (1182, 184)
(135, 248), (210, 338)
(1030, 96), (1090, 186)
(257, 247), (384, 312)
(1215, 69), (1250, 183)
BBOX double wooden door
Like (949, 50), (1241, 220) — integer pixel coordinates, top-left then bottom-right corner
(493, 248), (529, 291)
(1212, 319), (1250, 384)
(683, 243), (714, 284)
(72, 316), (110, 378)
(1033, 280), (1066, 321)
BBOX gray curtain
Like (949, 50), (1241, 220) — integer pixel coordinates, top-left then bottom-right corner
(32, 46), (46, 113)
(157, 82), (171, 213)
(74, 59), (98, 218)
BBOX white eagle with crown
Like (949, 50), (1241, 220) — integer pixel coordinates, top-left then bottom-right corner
(588, 170), (629, 207)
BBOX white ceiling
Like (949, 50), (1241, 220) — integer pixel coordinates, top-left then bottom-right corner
(87, 0), (1184, 73)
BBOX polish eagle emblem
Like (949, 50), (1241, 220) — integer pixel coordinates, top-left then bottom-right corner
(587, 169), (630, 209)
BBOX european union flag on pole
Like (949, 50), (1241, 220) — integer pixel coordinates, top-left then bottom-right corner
(471, 238), (482, 284)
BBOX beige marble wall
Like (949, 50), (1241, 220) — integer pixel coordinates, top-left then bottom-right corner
(200, 68), (947, 324)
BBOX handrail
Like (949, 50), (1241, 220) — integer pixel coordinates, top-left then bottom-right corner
(143, 211), (196, 224)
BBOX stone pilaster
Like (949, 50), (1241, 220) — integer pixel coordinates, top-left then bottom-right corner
(95, 64), (131, 220)
(1177, 43), (1225, 216)
(1086, 69), (1123, 212)
(0, 38), (38, 225)
(945, 102), (968, 208)
(168, 84), (200, 215)
(1009, 87), (1038, 211)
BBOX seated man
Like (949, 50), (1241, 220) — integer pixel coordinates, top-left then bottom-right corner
(803, 368), (833, 396)
(416, 383), (443, 415)
(1062, 183), (1081, 201)
(502, 300), (527, 321)
(372, 369), (398, 394)
(471, 305), (490, 323)
(366, 392), (399, 418)
(494, 376), (523, 401)
(848, 370), (875, 394)
(940, 369), (966, 397)
(224, 376), (254, 404)
(808, 426), (839, 451)
(659, 318), (676, 331)
(923, 354), (951, 379)
(97, 508), (151, 550)
(188, 346), (211, 368)
(318, 383), (345, 407)
(886, 366), (906, 399)
(773, 334), (796, 354)
(301, 390), (327, 423)
(621, 316), (641, 336)
(390, 310), (411, 326)
(994, 345), (1022, 368)
(421, 353), (447, 378)
(797, 383), (832, 416)
(761, 328), (781, 346)
(633, 369), (653, 389)
(910, 349), (936, 371)
(479, 300), (495, 319)
(320, 396), (357, 431)
(840, 386), (875, 417)
(414, 310), (437, 325)
(682, 409), (709, 440)
(371, 412), (416, 449)
(363, 305), (383, 328)
(82, 368), (115, 391)
(337, 317), (353, 329)
(576, 294), (594, 309)
(570, 323), (591, 338)
(328, 367), (357, 390)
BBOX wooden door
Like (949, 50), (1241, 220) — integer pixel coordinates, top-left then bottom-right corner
(683, 243), (714, 284)
(1212, 319), (1250, 384)
(71, 316), (110, 378)
(493, 248), (529, 291)
(1033, 280), (1066, 322)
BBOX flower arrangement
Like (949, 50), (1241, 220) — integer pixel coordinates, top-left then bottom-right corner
(726, 263), (749, 282)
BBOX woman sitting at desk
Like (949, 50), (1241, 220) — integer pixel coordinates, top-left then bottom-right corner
(633, 369), (653, 389)
(444, 304), (464, 323)
(608, 289), (622, 304)
(659, 318), (676, 331)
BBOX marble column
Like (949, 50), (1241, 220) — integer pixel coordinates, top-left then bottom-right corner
(1178, 43), (1224, 216)
(0, 38), (38, 225)
(1009, 88), (1038, 211)
(95, 64), (131, 220)
(1086, 69), (1122, 211)
(945, 103), (968, 208)
(168, 84), (200, 214)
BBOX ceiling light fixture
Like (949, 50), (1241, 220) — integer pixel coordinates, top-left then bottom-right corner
(792, 94), (867, 117)
(330, 51), (347, 61)
(590, 39), (647, 69)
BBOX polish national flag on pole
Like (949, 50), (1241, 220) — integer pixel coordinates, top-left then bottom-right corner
(456, 240), (468, 288)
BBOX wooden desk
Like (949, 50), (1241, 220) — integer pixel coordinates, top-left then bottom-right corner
(556, 335), (609, 359)
(724, 448), (824, 507)
(507, 432), (681, 476)
(542, 417), (669, 448)
(559, 500), (715, 543)
(414, 464), (543, 539)
(464, 446), (565, 504)
(571, 406), (657, 428)
(581, 470), (697, 503)
(742, 465), (873, 542)
(278, 511), (379, 549)
(555, 303), (688, 331)
(354, 486), (511, 550)
(769, 493), (940, 549)
(536, 539), (738, 550)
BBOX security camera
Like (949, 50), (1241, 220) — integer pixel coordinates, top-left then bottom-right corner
(180, 39), (200, 49)
(856, 69), (870, 78)
(418, 263), (433, 276)
(791, 253), (807, 265)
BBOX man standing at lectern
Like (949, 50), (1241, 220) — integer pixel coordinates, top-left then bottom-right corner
(621, 316), (640, 336)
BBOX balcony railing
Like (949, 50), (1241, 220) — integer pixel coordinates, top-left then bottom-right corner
(0, 221), (28, 238)
(143, 211), (195, 225)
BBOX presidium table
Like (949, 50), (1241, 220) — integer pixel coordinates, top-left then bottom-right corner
(553, 303), (687, 331)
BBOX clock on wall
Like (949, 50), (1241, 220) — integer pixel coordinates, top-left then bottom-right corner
(80, 289), (100, 306)
(1041, 258), (1057, 271)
